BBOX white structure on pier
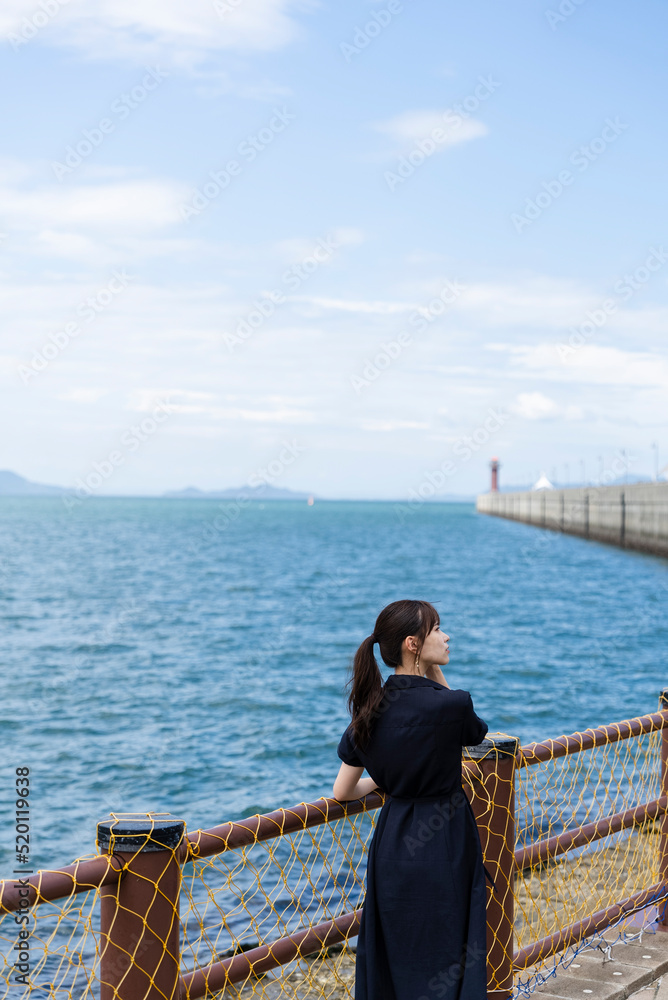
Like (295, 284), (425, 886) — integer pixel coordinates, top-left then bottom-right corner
(532, 472), (555, 491)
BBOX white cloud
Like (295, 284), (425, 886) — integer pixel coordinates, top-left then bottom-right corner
(58, 387), (110, 403)
(0, 160), (364, 269)
(306, 275), (667, 335)
(510, 392), (560, 421)
(288, 295), (416, 315)
(0, 158), (36, 184)
(126, 389), (216, 413)
(1, 0), (314, 65)
(34, 230), (104, 260)
(506, 343), (668, 388)
(0, 174), (187, 234)
(169, 403), (316, 424)
(458, 280), (595, 326)
(2, 221), (667, 497)
(373, 109), (488, 149)
(359, 419), (431, 432)
(271, 227), (365, 263)
(31, 233), (204, 266)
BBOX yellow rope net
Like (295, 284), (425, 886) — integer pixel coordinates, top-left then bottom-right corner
(513, 722), (666, 996)
(181, 807), (376, 998)
(0, 887), (100, 997)
(0, 707), (666, 1000)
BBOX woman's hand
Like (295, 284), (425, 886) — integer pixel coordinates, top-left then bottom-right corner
(425, 664), (450, 688)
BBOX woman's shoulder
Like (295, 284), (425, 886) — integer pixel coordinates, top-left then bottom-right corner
(449, 687), (477, 704)
(429, 685), (475, 714)
(337, 721), (363, 766)
(427, 682), (471, 700)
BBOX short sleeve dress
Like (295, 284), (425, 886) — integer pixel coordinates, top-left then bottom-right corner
(337, 672), (489, 1000)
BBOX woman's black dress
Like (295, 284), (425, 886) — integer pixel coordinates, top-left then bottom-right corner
(337, 672), (489, 1000)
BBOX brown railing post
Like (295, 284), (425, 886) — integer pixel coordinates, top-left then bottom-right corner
(658, 689), (668, 932)
(464, 735), (519, 1000)
(97, 813), (186, 1000)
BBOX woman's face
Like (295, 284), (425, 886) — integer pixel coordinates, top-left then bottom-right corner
(420, 622), (450, 667)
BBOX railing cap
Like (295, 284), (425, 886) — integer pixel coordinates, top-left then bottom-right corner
(463, 734), (519, 760)
(97, 812), (186, 854)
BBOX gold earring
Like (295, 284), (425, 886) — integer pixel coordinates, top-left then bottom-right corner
(415, 649), (420, 672)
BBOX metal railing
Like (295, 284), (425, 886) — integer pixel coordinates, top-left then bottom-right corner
(2, 691), (668, 1000)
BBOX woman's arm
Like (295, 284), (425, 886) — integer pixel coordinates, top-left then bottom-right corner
(332, 762), (380, 801)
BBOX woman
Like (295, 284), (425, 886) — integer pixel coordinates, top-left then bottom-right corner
(333, 599), (490, 1000)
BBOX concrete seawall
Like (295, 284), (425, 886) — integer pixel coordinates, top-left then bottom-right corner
(476, 482), (668, 558)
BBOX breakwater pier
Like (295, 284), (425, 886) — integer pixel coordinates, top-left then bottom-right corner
(476, 482), (668, 558)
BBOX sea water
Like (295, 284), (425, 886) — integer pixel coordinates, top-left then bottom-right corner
(0, 497), (667, 873)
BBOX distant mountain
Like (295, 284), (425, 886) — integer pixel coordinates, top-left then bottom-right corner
(0, 470), (64, 495)
(607, 474), (654, 486)
(425, 494), (477, 503)
(163, 484), (313, 500)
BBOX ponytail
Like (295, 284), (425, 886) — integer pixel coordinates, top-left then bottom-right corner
(347, 635), (384, 749)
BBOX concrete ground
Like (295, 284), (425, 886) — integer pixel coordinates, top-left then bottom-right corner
(532, 923), (668, 1000)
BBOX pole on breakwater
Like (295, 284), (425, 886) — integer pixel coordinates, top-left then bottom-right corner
(464, 735), (519, 1000)
(620, 491), (626, 547)
(97, 813), (186, 1000)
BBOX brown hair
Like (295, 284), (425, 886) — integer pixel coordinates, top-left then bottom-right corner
(346, 599), (440, 748)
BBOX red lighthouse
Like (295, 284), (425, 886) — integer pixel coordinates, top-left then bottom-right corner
(490, 457), (500, 493)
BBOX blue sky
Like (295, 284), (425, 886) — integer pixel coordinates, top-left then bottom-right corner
(1, 0), (667, 498)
